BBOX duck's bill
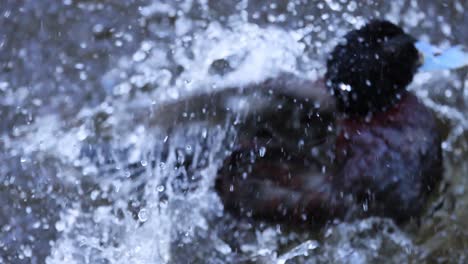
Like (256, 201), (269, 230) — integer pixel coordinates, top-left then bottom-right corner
(416, 41), (468, 71)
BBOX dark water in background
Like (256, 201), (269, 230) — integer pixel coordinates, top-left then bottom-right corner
(0, 0), (467, 263)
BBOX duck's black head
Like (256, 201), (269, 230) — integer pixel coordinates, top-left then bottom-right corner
(325, 20), (421, 116)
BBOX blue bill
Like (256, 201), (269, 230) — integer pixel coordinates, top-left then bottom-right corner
(416, 41), (468, 71)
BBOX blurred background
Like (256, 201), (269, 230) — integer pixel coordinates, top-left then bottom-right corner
(0, 0), (467, 263)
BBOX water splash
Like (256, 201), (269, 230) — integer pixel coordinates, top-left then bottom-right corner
(2, 0), (468, 263)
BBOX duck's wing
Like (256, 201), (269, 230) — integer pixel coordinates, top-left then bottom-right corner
(215, 140), (345, 226)
(150, 72), (335, 128)
(262, 72), (334, 110)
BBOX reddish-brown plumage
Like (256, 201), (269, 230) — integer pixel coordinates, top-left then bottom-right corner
(215, 20), (443, 226)
(333, 92), (442, 222)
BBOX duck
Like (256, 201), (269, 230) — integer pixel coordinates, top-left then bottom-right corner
(215, 20), (444, 226)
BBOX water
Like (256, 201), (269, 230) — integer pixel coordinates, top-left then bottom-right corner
(1, 0), (467, 263)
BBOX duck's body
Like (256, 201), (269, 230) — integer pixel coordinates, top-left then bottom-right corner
(216, 90), (442, 225)
(215, 20), (444, 225)
(333, 91), (442, 222)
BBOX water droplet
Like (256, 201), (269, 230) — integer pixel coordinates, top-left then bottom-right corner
(132, 51), (147, 62)
(441, 142), (449, 150)
(242, 172), (248, 179)
(298, 139), (305, 148)
(90, 190), (99, 200)
(258, 146), (266, 157)
(0, 81), (9, 91)
(347, 1), (357, 12)
(267, 14), (277, 22)
(32, 221), (41, 229)
(441, 23), (451, 36)
(185, 145), (192, 152)
(23, 246), (32, 258)
(339, 83), (352, 92)
(138, 209), (149, 222)
(77, 126), (88, 141)
(74, 63), (84, 70)
(325, 0), (342, 11)
(79, 71), (88, 80)
(55, 221), (65, 231)
(215, 240), (232, 255)
(157, 185), (165, 192)
(344, 132), (350, 139)
(444, 89), (452, 98)
(92, 24), (105, 34)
